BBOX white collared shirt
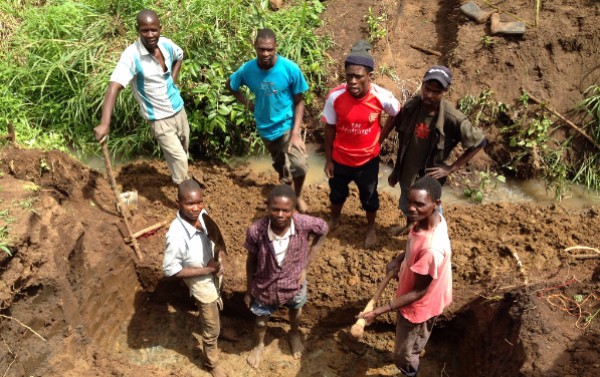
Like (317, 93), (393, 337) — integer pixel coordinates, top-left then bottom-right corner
(267, 220), (295, 266)
(163, 209), (218, 303)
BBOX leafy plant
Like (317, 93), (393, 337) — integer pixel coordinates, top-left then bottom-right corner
(464, 171), (506, 203)
(457, 90), (597, 199)
(458, 89), (509, 128)
(365, 6), (387, 43)
(0, 222), (12, 257)
(481, 35), (494, 49)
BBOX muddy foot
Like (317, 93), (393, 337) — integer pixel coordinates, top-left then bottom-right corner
(365, 228), (377, 249)
(289, 331), (304, 359)
(297, 198), (308, 214)
(247, 344), (264, 369)
(210, 365), (229, 377)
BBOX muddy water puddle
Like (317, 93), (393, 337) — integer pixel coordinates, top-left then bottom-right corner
(238, 149), (600, 208)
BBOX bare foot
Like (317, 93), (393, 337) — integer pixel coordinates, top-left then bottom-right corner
(247, 344), (264, 369)
(365, 227), (377, 249)
(297, 198), (308, 213)
(210, 365), (229, 377)
(289, 331), (304, 359)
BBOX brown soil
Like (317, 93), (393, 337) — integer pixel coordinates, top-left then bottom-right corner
(1, 1), (599, 376)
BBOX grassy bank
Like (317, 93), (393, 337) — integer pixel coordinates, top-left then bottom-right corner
(0, 0), (330, 160)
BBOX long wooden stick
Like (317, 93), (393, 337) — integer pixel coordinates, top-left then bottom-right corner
(350, 269), (397, 338)
(101, 141), (144, 261)
(523, 89), (600, 151)
(125, 220), (169, 243)
(409, 44), (442, 56)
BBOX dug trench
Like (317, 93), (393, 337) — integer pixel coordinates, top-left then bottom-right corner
(1, 147), (599, 376)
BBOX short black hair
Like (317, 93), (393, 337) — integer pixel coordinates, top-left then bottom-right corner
(177, 179), (202, 201)
(136, 9), (159, 26)
(268, 184), (297, 206)
(255, 28), (276, 43)
(410, 176), (442, 201)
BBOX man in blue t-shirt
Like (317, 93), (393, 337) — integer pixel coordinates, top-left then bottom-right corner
(226, 28), (309, 213)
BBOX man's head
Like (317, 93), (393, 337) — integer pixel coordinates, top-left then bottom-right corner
(177, 179), (204, 225)
(407, 176), (442, 224)
(344, 40), (374, 98)
(254, 28), (277, 69)
(136, 9), (161, 52)
(267, 184), (297, 231)
(421, 66), (452, 111)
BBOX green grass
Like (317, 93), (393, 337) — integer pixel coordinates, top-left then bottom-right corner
(1, 0), (331, 161)
(0, 207), (14, 257)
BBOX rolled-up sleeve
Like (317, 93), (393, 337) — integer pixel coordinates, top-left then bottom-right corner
(459, 119), (485, 149)
(163, 233), (185, 277)
(309, 217), (328, 237)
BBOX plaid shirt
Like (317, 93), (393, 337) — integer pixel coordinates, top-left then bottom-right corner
(244, 213), (328, 306)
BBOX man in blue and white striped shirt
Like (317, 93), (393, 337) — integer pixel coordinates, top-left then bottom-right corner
(94, 9), (190, 184)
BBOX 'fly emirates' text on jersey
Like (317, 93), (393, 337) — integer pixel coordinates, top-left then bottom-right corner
(322, 83), (400, 167)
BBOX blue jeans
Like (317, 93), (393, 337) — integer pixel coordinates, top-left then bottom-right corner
(250, 281), (307, 316)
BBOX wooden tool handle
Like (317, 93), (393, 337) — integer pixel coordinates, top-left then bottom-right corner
(356, 269), (397, 324)
(101, 142), (144, 261)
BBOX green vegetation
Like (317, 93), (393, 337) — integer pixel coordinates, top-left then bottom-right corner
(365, 6), (387, 43)
(0, 205), (14, 257)
(463, 170), (506, 204)
(1, 0), (331, 161)
(458, 89), (600, 198)
(571, 85), (600, 191)
(481, 35), (494, 49)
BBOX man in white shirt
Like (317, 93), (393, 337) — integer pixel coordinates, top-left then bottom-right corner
(162, 179), (228, 377)
(94, 9), (190, 184)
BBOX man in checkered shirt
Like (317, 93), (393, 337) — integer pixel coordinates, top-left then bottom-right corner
(243, 185), (328, 368)
(94, 9), (190, 185)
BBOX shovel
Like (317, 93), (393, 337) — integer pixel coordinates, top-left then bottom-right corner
(193, 174), (227, 305)
(100, 137), (144, 261)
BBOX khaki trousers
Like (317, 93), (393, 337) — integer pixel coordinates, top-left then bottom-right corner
(262, 131), (308, 184)
(196, 299), (221, 369)
(149, 109), (190, 184)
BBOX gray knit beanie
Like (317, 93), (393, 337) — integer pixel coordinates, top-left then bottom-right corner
(344, 40), (375, 72)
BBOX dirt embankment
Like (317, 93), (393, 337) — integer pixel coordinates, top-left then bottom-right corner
(1, 146), (599, 376)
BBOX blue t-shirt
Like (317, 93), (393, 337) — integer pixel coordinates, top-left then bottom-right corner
(229, 56), (309, 141)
